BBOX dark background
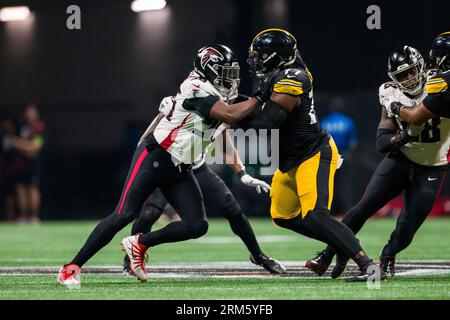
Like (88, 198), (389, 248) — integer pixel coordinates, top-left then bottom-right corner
(1, 0), (449, 219)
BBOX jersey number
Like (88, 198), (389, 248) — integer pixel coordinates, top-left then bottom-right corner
(403, 117), (441, 143)
(420, 117), (441, 143)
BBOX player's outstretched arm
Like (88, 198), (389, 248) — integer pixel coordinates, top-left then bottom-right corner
(236, 92), (297, 130)
(209, 97), (261, 124)
(395, 102), (436, 125)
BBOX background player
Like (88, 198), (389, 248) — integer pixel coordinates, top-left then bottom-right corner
(121, 97), (285, 275)
(388, 32), (450, 122)
(242, 29), (383, 282)
(57, 44), (263, 285)
(308, 46), (449, 278)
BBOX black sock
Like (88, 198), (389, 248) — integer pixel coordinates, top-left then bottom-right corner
(323, 245), (336, 259)
(139, 219), (208, 247)
(306, 210), (367, 263)
(354, 255), (372, 270)
(71, 212), (131, 267)
(226, 212), (263, 258)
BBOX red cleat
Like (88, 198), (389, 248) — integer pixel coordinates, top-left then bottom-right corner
(120, 234), (149, 282)
(57, 264), (81, 287)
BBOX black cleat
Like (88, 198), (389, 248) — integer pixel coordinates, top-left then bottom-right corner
(345, 262), (387, 282)
(379, 254), (396, 278)
(250, 254), (286, 274)
(122, 255), (133, 276)
(330, 255), (349, 279)
(305, 251), (332, 276)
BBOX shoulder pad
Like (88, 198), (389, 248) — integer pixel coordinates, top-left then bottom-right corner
(378, 82), (398, 106)
(180, 74), (221, 99)
(158, 96), (175, 116)
(272, 68), (311, 96)
(426, 72), (449, 94)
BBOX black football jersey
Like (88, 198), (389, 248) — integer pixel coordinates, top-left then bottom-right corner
(267, 64), (328, 172)
(423, 70), (450, 117)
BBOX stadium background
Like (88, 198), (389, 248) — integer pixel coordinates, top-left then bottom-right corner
(1, 0), (449, 219)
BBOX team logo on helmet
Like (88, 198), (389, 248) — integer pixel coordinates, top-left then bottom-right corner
(200, 47), (224, 69)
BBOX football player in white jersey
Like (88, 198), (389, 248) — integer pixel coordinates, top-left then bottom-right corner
(120, 94), (286, 275)
(388, 32), (450, 123)
(306, 46), (449, 278)
(57, 44), (266, 285)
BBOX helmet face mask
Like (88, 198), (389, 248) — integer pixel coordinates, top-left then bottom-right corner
(388, 59), (425, 95)
(247, 47), (279, 78)
(209, 62), (240, 98)
(194, 45), (240, 99)
(387, 46), (426, 96)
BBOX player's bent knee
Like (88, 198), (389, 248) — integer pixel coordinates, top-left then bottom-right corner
(189, 220), (209, 239)
(223, 205), (243, 221)
(116, 210), (139, 225)
(141, 205), (163, 221)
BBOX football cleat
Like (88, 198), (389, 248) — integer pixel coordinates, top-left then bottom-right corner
(57, 264), (81, 287)
(379, 254), (396, 278)
(330, 255), (349, 279)
(345, 262), (387, 282)
(305, 251), (332, 276)
(122, 255), (133, 277)
(120, 234), (149, 282)
(250, 254), (286, 274)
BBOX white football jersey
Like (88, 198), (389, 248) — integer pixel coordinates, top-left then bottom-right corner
(153, 70), (232, 165)
(379, 81), (450, 166)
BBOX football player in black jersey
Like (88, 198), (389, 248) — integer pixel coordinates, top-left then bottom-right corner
(242, 28), (384, 282)
(388, 32), (450, 122)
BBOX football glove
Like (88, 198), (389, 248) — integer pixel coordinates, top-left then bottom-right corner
(253, 70), (279, 103)
(386, 101), (403, 117)
(238, 170), (270, 193)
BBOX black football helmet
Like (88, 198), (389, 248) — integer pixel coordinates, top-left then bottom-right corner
(193, 44), (240, 98)
(248, 28), (299, 78)
(429, 32), (450, 73)
(387, 45), (426, 96)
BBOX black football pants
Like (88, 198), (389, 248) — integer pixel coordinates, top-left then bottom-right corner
(71, 143), (206, 267)
(324, 152), (446, 258)
(128, 164), (263, 259)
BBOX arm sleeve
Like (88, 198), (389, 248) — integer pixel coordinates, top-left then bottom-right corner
(235, 100), (289, 130)
(423, 94), (450, 117)
(182, 95), (220, 119)
(376, 128), (410, 153)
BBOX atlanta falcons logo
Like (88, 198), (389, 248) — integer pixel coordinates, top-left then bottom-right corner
(200, 47), (224, 69)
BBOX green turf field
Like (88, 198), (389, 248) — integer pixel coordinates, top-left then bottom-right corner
(0, 217), (449, 300)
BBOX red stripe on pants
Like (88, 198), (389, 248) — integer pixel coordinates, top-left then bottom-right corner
(118, 148), (149, 215)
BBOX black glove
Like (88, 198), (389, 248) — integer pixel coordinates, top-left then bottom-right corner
(391, 130), (411, 148)
(389, 101), (403, 116)
(253, 69), (279, 103)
